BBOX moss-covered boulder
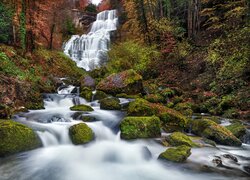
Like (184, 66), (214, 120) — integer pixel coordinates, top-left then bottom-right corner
(0, 120), (42, 157)
(69, 123), (94, 145)
(166, 132), (198, 147)
(70, 104), (94, 112)
(99, 97), (121, 110)
(158, 145), (191, 163)
(93, 90), (108, 101)
(80, 87), (93, 101)
(174, 102), (193, 116)
(116, 93), (142, 99)
(127, 98), (157, 116)
(120, 116), (161, 139)
(226, 122), (246, 140)
(159, 108), (189, 132)
(144, 94), (165, 103)
(97, 69), (143, 95)
(191, 119), (242, 146)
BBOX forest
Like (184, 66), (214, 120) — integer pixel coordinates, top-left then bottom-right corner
(0, 0), (250, 179)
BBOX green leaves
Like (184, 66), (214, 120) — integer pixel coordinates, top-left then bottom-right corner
(0, 2), (13, 43)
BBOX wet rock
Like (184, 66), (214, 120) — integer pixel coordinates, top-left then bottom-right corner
(93, 90), (108, 101)
(127, 98), (156, 116)
(144, 94), (165, 103)
(80, 87), (93, 101)
(226, 122), (247, 140)
(69, 123), (94, 145)
(158, 145), (191, 163)
(191, 119), (242, 146)
(166, 132), (198, 147)
(97, 69), (143, 95)
(120, 116), (161, 139)
(0, 120), (42, 157)
(99, 97), (121, 110)
(81, 75), (95, 89)
(70, 104), (94, 112)
(212, 157), (223, 167)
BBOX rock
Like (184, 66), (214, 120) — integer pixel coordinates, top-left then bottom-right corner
(191, 119), (242, 146)
(166, 132), (198, 147)
(173, 102), (193, 116)
(158, 145), (191, 163)
(81, 75), (95, 89)
(0, 120), (42, 157)
(93, 90), (108, 101)
(226, 122), (246, 140)
(80, 87), (93, 101)
(99, 97), (121, 110)
(116, 93), (142, 99)
(0, 104), (12, 119)
(127, 98), (157, 116)
(120, 116), (161, 139)
(70, 104), (94, 112)
(144, 94), (165, 103)
(80, 116), (96, 122)
(97, 69), (143, 95)
(69, 123), (94, 145)
(159, 108), (189, 132)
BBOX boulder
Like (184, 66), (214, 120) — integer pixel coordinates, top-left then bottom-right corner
(158, 145), (191, 163)
(99, 97), (121, 110)
(120, 116), (161, 139)
(127, 98), (157, 116)
(144, 94), (165, 103)
(81, 75), (95, 89)
(80, 87), (93, 101)
(226, 122), (246, 140)
(191, 119), (242, 146)
(93, 90), (108, 101)
(0, 120), (42, 157)
(97, 69), (143, 95)
(166, 132), (198, 147)
(173, 102), (193, 116)
(70, 104), (94, 112)
(69, 123), (94, 145)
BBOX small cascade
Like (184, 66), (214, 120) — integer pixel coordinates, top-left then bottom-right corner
(243, 129), (250, 144)
(64, 10), (118, 71)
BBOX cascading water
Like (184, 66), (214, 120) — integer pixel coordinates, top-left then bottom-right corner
(0, 84), (250, 179)
(63, 10), (118, 71)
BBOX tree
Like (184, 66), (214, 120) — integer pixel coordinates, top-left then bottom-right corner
(0, 2), (13, 43)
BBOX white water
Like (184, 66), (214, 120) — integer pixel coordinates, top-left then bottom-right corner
(0, 86), (250, 179)
(64, 10), (118, 71)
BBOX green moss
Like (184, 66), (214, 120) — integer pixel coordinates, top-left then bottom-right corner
(144, 94), (165, 103)
(166, 132), (198, 147)
(174, 102), (193, 116)
(159, 88), (175, 98)
(116, 93), (142, 99)
(191, 119), (242, 146)
(70, 104), (94, 112)
(159, 108), (189, 132)
(80, 87), (93, 101)
(0, 120), (42, 157)
(99, 97), (121, 110)
(120, 116), (161, 139)
(158, 145), (191, 163)
(93, 90), (108, 100)
(127, 98), (157, 116)
(69, 123), (94, 145)
(226, 122), (246, 140)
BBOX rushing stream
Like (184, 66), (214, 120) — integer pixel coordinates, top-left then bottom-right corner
(0, 85), (250, 180)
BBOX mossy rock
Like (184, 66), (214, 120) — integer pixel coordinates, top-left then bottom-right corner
(0, 105), (12, 119)
(158, 145), (191, 163)
(80, 87), (93, 101)
(166, 132), (198, 147)
(144, 94), (165, 103)
(120, 116), (161, 139)
(97, 69), (143, 95)
(69, 123), (94, 145)
(0, 120), (42, 157)
(70, 104), (94, 112)
(116, 93), (142, 99)
(99, 97), (121, 110)
(174, 102), (193, 116)
(191, 119), (242, 146)
(127, 98), (157, 116)
(93, 90), (108, 101)
(159, 108), (189, 132)
(226, 122), (246, 140)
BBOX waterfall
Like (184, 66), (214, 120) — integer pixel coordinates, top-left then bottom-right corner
(63, 10), (118, 71)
